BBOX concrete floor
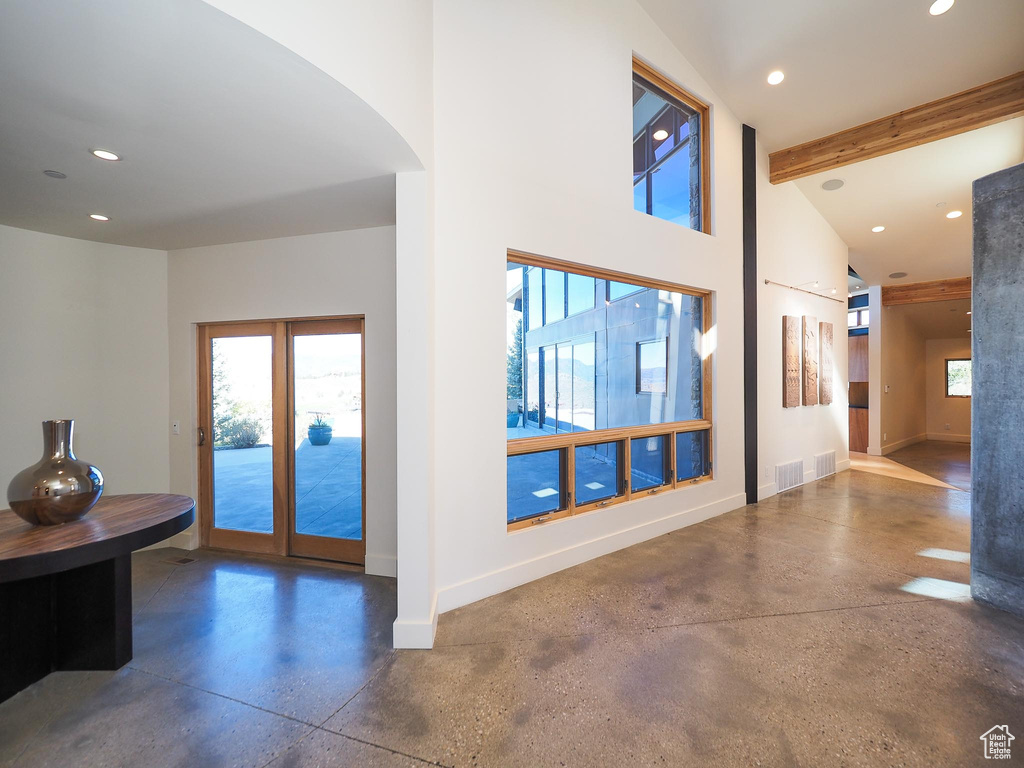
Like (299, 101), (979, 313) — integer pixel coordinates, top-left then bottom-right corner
(214, 437), (362, 539)
(4, 457), (1023, 767)
(888, 439), (972, 491)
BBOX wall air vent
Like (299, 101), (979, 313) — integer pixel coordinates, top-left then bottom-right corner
(815, 450), (837, 479)
(775, 459), (804, 493)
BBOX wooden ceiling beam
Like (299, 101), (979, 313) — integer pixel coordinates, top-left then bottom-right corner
(881, 277), (971, 306)
(769, 71), (1024, 184)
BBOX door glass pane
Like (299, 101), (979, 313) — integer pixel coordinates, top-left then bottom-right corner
(212, 336), (273, 533)
(572, 340), (595, 432)
(575, 441), (622, 505)
(526, 348), (540, 429)
(631, 435), (668, 491)
(557, 344), (572, 433)
(676, 429), (709, 482)
(507, 449), (564, 524)
(542, 345), (556, 431)
(293, 333), (363, 540)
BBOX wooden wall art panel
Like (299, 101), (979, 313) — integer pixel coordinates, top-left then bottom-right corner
(819, 321), (834, 405)
(802, 315), (819, 406)
(783, 316), (801, 408)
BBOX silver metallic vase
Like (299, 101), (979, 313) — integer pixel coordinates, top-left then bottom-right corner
(7, 420), (104, 525)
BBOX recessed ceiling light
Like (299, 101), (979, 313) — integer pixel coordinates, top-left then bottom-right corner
(90, 149), (120, 161)
(89, 214), (110, 221)
(821, 179), (844, 191)
(855, 285), (861, 289)
(652, 129), (669, 141)
(946, 210), (963, 219)
(43, 170), (67, 179)
(929, 0), (954, 15)
(966, 310), (972, 315)
(889, 271), (908, 279)
(767, 70), (785, 85)
(831, 287), (837, 294)
(872, 226), (885, 233)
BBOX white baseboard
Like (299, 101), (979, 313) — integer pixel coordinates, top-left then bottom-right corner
(436, 492), (746, 616)
(881, 433), (927, 456)
(802, 468), (816, 484)
(365, 553), (397, 578)
(836, 458), (851, 473)
(393, 594), (438, 649)
(926, 433), (971, 444)
(757, 481), (777, 501)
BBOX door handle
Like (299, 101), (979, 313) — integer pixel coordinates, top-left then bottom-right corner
(198, 426), (206, 446)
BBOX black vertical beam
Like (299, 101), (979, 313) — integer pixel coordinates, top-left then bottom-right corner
(742, 124), (758, 505)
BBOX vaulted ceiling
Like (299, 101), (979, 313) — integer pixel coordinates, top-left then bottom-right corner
(0, 0), (419, 250)
(640, 0), (1024, 287)
(639, 0), (1024, 151)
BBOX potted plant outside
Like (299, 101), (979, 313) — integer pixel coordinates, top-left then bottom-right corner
(307, 412), (333, 446)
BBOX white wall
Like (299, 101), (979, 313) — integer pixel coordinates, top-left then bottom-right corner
(879, 303), (927, 454)
(755, 149), (850, 499)
(200, 0), (433, 168)
(0, 224), (170, 497)
(165, 227), (398, 575)
(188, 0), (856, 647)
(428, 0), (748, 620)
(925, 337), (971, 442)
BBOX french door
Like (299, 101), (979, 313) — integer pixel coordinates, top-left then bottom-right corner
(197, 318), (365, 565)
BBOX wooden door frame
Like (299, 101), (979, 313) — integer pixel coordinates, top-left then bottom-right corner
(287, 317), (366, 564)
(196, 315), (366, 566)
(197, 321), (287, 555)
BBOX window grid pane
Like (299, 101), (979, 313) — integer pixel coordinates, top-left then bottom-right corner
(507, 449), (565, 524)
(676, 429), (710, 482)
(575, 441), (623, 506)
(630, 435), (669, 491)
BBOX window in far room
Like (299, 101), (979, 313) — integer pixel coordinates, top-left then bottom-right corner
(636, 338), (668, 394)
(946, 358), (972, 398)
(632, 57), (710, 233)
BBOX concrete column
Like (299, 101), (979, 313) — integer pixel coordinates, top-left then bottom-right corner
(971, 162), (1024, 616)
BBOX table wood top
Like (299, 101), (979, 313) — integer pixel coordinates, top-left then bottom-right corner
(0, 493), (195, 582)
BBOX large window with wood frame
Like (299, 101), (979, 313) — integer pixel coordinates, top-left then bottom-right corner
(632, 58), (710, 234)
(505, 251), (712, 530)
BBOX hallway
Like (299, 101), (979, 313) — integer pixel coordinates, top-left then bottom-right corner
(889, 440), (972, 492)
(3, 466), (1021, 767)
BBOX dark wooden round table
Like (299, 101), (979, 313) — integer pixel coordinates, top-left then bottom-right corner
(0, 493), (195, 702)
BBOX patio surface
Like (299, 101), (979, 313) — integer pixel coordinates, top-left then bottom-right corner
(213, 437), (361, 539)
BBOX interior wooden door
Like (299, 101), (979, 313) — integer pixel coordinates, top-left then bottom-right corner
(197, 322), (288, 555)
(287, 318), (366, 565)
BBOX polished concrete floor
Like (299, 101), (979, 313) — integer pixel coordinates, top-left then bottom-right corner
(4, 459), (1023, 767)
(888, 439), (972, 491)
